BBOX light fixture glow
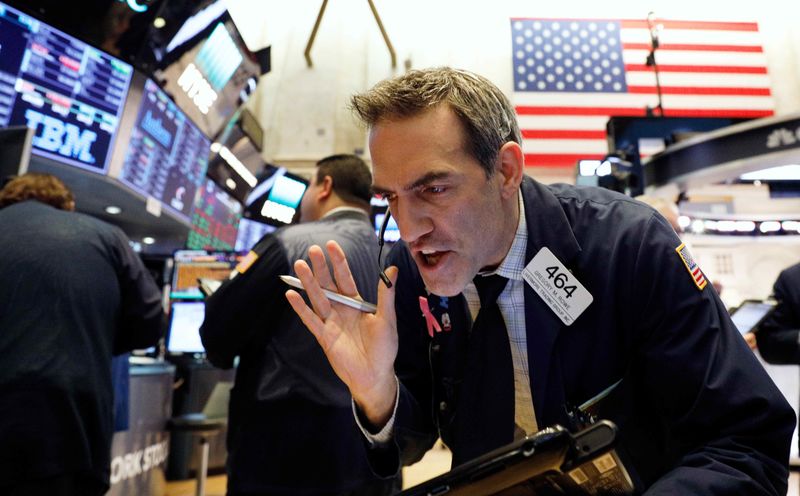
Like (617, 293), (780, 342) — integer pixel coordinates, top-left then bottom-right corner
(153, 17), (166, 28)
(218, 145), (257, 187)
(759, 221), (781, 233)
(678, 215), (691, 229)
(105, 205), (122, 215)
(142, 237), (156, 245)
(225, 178), (237, 189)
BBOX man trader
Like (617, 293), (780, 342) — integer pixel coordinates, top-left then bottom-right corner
(201, 155), (397, 496)
(0, 173), (162, 495)
(286, 68), (794, 494)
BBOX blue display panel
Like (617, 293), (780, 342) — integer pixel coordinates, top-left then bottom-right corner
(186, 177), (242, 251)
(118, 78), (210, 220)
(234, 217), (276, 252)
(0, 2), (133, 172)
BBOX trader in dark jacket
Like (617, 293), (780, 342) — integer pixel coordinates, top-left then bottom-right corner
(0, 173), (162, 496)
(757, 262), (800, 364)
(286, 68), (795, 495)
(201, 155), (397, 496)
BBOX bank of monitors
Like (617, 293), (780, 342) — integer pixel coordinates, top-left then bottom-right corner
(118, 77), (210, 220)
(186, 177), (242, 251)
(170, 250), (242, 300)
(0, 1), (133, 173)
(235, 217), (276, 252)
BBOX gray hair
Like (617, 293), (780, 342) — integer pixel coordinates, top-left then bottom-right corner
(350, 67), (521, 178)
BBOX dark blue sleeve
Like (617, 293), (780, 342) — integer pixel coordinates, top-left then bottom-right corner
(112, 227), (164, 354)
(384, 242), (439, 467)
(631, 215), (794, 495)
(200, 234), (290, 369)
(757, 268), (800, 364)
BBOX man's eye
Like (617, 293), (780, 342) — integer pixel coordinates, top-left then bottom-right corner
(425, 186), (446, 194)
(379, 193), (396, 202)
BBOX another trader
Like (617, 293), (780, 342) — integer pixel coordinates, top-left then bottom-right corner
(0, 173), (162, 496)
(286, 67), (794, 494)
(201, 155), (397, 496)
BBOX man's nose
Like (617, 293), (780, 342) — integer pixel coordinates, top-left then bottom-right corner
(393, 200), (433, 245)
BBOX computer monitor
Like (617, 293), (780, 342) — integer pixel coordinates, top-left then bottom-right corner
(166, 300), (206, 355)
(0, 1), (133, 173)
(0, 126), (33, 179)
(186, 177), (243, 251)
(170, 250), (242, 300)
(244, 169), (308, 227)
(234, 217), (276, 252)
(729, 300), (777, 335)
(117, 77), (211, 221)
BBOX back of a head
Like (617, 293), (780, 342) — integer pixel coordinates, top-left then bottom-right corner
(315, 154), (372, 209)
(349, 67), (521, 178)
(0, 173), (75, 211)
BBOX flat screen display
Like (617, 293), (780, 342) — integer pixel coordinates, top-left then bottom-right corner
(166, 301), (206, 354)
(0, 2), (133, 172)
(234, 217), (276, 252)
(118, 78), (210, 220)
(186, 177), (242, 251)
(170, 249), (241, 300)
(730, 301), (776, 335)
(260, 174), (307, 225)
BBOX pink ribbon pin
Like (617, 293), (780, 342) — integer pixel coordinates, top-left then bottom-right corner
(419, 296), (442, 338)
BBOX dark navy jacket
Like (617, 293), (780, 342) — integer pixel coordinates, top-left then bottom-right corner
(201, 210), (396, 496)
(758, 262), (800, 365)
(384, 177), (794, 495)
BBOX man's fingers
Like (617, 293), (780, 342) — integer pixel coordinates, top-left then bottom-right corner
(293, 259), (332, 319)
(308, 245), (336, 290)
(327, 240), (359, 297)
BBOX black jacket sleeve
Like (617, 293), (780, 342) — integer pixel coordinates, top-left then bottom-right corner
(112, 227), (163, 354)
(757, 268), (800, 364)
(200, 235), (290, 369)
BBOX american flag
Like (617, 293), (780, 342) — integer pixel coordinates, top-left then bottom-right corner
(511, 18), (774, 168)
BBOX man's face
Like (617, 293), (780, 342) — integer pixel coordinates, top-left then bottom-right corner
(370, 105), (516, 297)
(298, 170), (320, 223)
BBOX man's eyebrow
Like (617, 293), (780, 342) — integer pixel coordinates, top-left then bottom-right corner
(372, 171), (453, 196)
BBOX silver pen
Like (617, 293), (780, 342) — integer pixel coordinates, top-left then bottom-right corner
(280, 275), (377, 314)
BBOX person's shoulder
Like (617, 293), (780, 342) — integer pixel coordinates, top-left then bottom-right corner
(779, 262), (800, 282)
(542, 182), (655, 225)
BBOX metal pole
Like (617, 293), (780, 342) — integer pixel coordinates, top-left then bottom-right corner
(304, 0), (329, 68)
(196, 437), (209, 496)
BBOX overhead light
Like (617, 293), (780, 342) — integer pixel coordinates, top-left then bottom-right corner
(782, 221), (800, 233)
(153, 17), (166, 29)
(677, 215), (691, 230)
(225, 178), (237, 190)
(740, 164), (800, 181)
(759, 221), (781, 233)
(690, 219), (705, 234)
(105, 205), (122, 215)
(142, 237), (156, 245)
(217, 144), (257, 187)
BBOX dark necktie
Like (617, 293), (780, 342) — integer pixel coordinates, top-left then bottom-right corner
(449, 273), (515, 463)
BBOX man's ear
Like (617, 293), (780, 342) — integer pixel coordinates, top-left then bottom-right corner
(318, 175), (334, 200)
(496, 141), (524, 199)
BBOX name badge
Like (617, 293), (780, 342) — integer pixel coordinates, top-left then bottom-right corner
(522, 247), (593, 326)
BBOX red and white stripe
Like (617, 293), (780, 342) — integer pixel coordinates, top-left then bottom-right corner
(512, 18), (774, 168)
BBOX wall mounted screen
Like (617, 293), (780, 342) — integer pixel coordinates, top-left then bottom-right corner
(186, 177), (242, 251)
(118, 78), (210, 220)
(0, 2), (133, 172)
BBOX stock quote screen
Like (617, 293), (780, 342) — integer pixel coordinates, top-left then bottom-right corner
(186, 178), (242, 251)
(119, 78), (210, 220)
(0, 2), (132, 172)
